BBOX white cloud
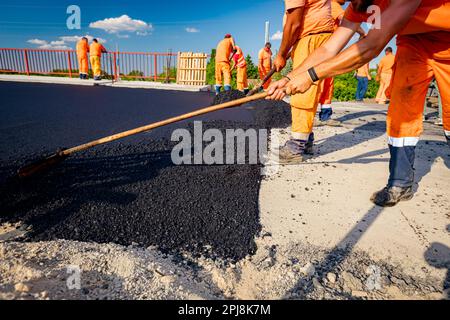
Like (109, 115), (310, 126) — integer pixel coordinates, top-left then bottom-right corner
(270, 30), (283, 41)
(27, 35), (109, 51)
(59, 35), (107, 43)
(50, 40), (65, 46)
(185, 27), (200, 33)
(38, 44), (71, 50)
(27, 39), (48, 46)
(89, 15), (153, 36)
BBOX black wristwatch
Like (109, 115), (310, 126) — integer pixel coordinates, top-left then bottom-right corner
(307, 67), (320, 82)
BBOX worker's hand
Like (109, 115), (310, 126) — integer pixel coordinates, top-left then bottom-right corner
(265, 77), (289, 100)
(375, 75), (380, 82)
(273, 54), (286, 72)
(285, 71), (314, 95)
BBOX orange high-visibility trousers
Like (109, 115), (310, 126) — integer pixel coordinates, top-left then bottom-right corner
(291, 33), (331, 137)
(319, 77), (335, 105)
(376, 73), (392, 104)
(236, 66), (248, 91)
(78, 55), (89, 75)
(259, 68), (271, 89)
(215, 61), (231, 86)
(387, 31), (450, 142)
(90, 56), (102, 77)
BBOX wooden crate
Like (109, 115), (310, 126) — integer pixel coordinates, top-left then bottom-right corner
(176, 52), (207, 86)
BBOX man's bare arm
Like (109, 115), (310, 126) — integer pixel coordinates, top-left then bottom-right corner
(273, 6), (304, 71)
(314, 0), (421, 80)
(286, 18), (359, 77)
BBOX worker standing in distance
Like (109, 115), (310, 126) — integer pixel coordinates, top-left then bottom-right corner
(89, 38), (107, 81)
(316, 0), (365, 125)
(272, 0), (334, 163)
(258, 42), (273, 90)
(266, 0), (450, 207)
(355, 62), (372, 101)
(231, 46), (249, 94)
(215, 34), (236, 95)
(375, 47), (395, 104)
(76, 37), (89, 79)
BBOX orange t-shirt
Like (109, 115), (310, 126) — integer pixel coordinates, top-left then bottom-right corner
(344, 0), (450, 35)
(258, 48), (272, 70)
(90, 42), (106, 57)
(331, 0), (345, 30)
(357, 63), (370, 77)
(76, 40), (89, 57)
(378, 53), (395, 74)
(216, 38), (234, 63)
(284, 0), (334, 38)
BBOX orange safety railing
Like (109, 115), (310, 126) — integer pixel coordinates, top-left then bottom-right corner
(0, 48), (178, 82)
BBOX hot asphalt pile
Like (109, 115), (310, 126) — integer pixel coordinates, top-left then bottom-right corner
(0, 89), (291, 262)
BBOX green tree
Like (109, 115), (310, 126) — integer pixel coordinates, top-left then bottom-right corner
(206, 49), (216, 85)
(333, 71), (379, 101)
(245, 54), (258, 79)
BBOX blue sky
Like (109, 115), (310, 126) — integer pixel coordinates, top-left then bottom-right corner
(0, 0), (394, 67)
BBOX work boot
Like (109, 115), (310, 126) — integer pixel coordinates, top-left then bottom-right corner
(224, 85), (231, 92)
(319, 108), (333, 121)
(277, 133), (314, 164)
(215, 85), (222, 95)
(243, 88), (250, 95)
(370, 186), (414, 207)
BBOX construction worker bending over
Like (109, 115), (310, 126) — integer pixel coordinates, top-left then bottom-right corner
(231, 46), (249, 94)
(272, 0), (334, 163)
(266, 0), (450, 207)
(89, 39), (107, 81)
(76, 37), (89, 79)
(375, 47), (395, 104)
(258, 42), (273, 90)
(215, 34), (236, 95)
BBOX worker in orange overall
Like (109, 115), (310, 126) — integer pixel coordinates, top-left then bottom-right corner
(258, 42), (273, 90)
(89, 38), (107, 81)
(231, 46), (249, 94)
(76, 37), (89, 79)
(266, 0), (450, 207)
(375, 47), (395, 104)
(270, 0), (334, 164)
(215, 34), (236, 95)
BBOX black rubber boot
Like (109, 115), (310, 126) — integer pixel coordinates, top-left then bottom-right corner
(370, 186), (414, 207)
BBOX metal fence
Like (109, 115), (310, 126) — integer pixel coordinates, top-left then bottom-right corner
(0, 48), (178, 82)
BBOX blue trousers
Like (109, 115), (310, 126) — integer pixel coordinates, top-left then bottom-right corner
(356, 76), (368, 101)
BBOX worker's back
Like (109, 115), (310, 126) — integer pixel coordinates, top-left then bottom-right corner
(379, 54), (395, 74)
(90, 42), (105, 57)
(216, 38), (233, 63)
(76, 40), (89, 56)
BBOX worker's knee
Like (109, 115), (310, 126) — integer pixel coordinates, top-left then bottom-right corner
(291, 107), (316, 134)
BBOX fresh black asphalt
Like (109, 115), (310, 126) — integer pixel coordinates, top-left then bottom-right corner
(0, 82), (290, 261)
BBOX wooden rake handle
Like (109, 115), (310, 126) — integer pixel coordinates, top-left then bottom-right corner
(61, 91), (269, 156)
